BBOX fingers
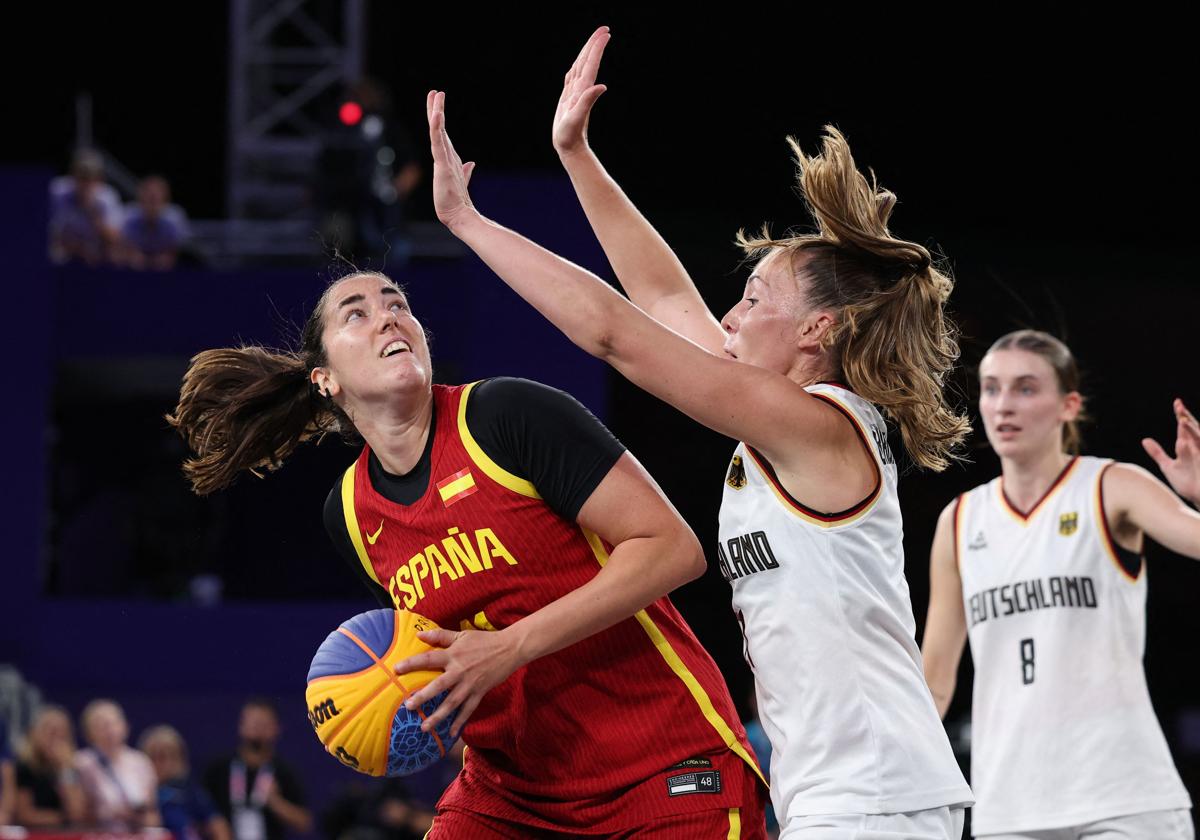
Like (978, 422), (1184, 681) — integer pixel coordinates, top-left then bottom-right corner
(462, 161), (476, 187)
(417, 628), (462, 648)
(403, 671), (453, 711)
(394, 649), (448, 676)
(449, 694), (481, 740)
(1175, 398), (1197, 425)
(1142, 437), (1173, 471)
(580, 27), (611, 84)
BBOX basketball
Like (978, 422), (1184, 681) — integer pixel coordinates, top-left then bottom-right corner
(305, 609), (457, 777)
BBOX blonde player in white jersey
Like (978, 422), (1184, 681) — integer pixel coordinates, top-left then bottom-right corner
(423, 27), (974, 839)
(922, 329), (1200, 839)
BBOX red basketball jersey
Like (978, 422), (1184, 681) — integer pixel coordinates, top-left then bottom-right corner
(338, 383), (763, 831)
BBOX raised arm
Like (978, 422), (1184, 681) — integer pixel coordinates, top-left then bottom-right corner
(552, 27), (726, 354)
(921, 499), (969, 719)
(1103, 399), (1200, 559)
(427, 90), (845, 471)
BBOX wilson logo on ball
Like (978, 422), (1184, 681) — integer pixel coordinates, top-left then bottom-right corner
(308, 697), (341, 728)
(305, 608), (459, 776)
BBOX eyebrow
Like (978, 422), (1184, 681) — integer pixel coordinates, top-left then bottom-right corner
(981, 374), (1041, 383)
(336, 286), (403, 310)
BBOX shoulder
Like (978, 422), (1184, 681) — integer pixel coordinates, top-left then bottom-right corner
(467, 376), (581, 413)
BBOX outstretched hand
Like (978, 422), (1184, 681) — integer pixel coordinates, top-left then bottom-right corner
(426, 90), (477, 231)
(1143, 398), (1200, 505)
(394, 627), (524, 740)
(553, 26), (611, 157)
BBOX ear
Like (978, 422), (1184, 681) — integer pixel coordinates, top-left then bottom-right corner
(1061, 391), (1082, 422)
(310, 367), (338, 399)
(797, 310), (837, 350)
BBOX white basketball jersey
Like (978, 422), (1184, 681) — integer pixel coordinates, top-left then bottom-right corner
(957, 455), (1191, 835)
(718, 383), (973, 821)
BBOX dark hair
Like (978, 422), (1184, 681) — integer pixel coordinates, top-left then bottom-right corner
(737, 127), (969, 471)
(986, 329), (1087, 454)
(167, 270), (398, 495)
(241, 696), (280, 720)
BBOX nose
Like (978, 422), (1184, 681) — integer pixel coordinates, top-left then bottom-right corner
(378, 307), (401, 332)
(721, 306), (739, 334)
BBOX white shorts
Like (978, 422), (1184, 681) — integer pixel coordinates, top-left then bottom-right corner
(979, 808), (1194, 840)
(781, 805), (965, 839)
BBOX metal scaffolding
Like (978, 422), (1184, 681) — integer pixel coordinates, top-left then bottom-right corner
(227, 0), (364, 221)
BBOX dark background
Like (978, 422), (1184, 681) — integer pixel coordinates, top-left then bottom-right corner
(3, 3), (1198, 829)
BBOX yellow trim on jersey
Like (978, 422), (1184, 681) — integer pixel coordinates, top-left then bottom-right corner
(456, 380), (542, 499)
(581, 528), (767, 787)
(727, 807), (741, 839)
(1094, 462), (1141, 584)
(341, 463), (382, 587)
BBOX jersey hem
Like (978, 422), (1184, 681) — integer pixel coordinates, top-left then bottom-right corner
(785, 785), (975, 818)
(972, 792), (1193, 835)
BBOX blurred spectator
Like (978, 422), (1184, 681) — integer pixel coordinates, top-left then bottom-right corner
(322, 778), (432, 840)
(119, 175), (190, 270)
(0, 722), (14, 826)
(49, 148), (123, 266)
(75, 698), (160, 831)
(140, 724), (231, 840)
(315, 77), (420, 267)
(13, 705), (87, 828)
(203, 698), (311, 840)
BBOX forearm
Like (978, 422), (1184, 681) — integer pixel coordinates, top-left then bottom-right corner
(559, 148), (701, 311)
(267, 795), (312, 833)
(504, 531), (702, 668)
(449, 211), (629, 360)
(924, 664), (958, 719)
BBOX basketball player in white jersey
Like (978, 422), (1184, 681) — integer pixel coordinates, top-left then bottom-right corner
(922, 329), (1200, 839)
(420, 28), (975, 839)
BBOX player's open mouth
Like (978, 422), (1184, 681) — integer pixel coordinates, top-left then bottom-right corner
(381, 340), (411, 358)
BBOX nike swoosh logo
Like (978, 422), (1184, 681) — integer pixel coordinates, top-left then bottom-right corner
(366, 521), (384, 545)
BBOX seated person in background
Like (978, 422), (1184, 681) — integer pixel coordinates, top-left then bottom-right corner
(74, 699), (160, 831)
(48, 148), (123, 266)
(120, 175), (189, 270)
(13, 706), (87, 828)
(1, 721), (14, 825)
(141, 725), (231, 840)
(203, 698), (311, 840)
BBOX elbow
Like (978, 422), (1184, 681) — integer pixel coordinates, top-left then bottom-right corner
(672, 527), (707, 586)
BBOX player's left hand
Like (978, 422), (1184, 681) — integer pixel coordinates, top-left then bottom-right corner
(1143, 398), (1200, 505)
(394, 627), (523, 739)
(426, 90), (477, 232)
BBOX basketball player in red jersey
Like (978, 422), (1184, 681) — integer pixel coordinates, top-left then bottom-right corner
(169, 272), (767, 838)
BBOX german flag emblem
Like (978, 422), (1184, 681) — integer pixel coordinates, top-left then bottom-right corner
(438, 468), (478, 507)
(1059, 512), (1078, 536)
(726, 455), (747, 490)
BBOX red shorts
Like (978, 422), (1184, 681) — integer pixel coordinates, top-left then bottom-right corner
(427, 756), (768, 839)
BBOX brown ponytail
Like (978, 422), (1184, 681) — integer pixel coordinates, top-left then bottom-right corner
(166, 271), (391, 494)
(737, 126), (969, 471)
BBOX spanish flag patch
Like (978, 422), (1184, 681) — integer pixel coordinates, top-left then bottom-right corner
(437, 468), (478, 507)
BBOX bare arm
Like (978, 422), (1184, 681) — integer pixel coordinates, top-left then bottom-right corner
(552, 28), (726, 353)
(395, 452), (706, 738)
(265, 787), (312, 835)
(1, 761), (14, 826)
(921, 499), (969, 719)
(206, 814), (233, 840)
(427, 91), (847, 474)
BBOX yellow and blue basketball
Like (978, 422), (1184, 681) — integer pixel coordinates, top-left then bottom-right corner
(305, 609), (457, 777)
